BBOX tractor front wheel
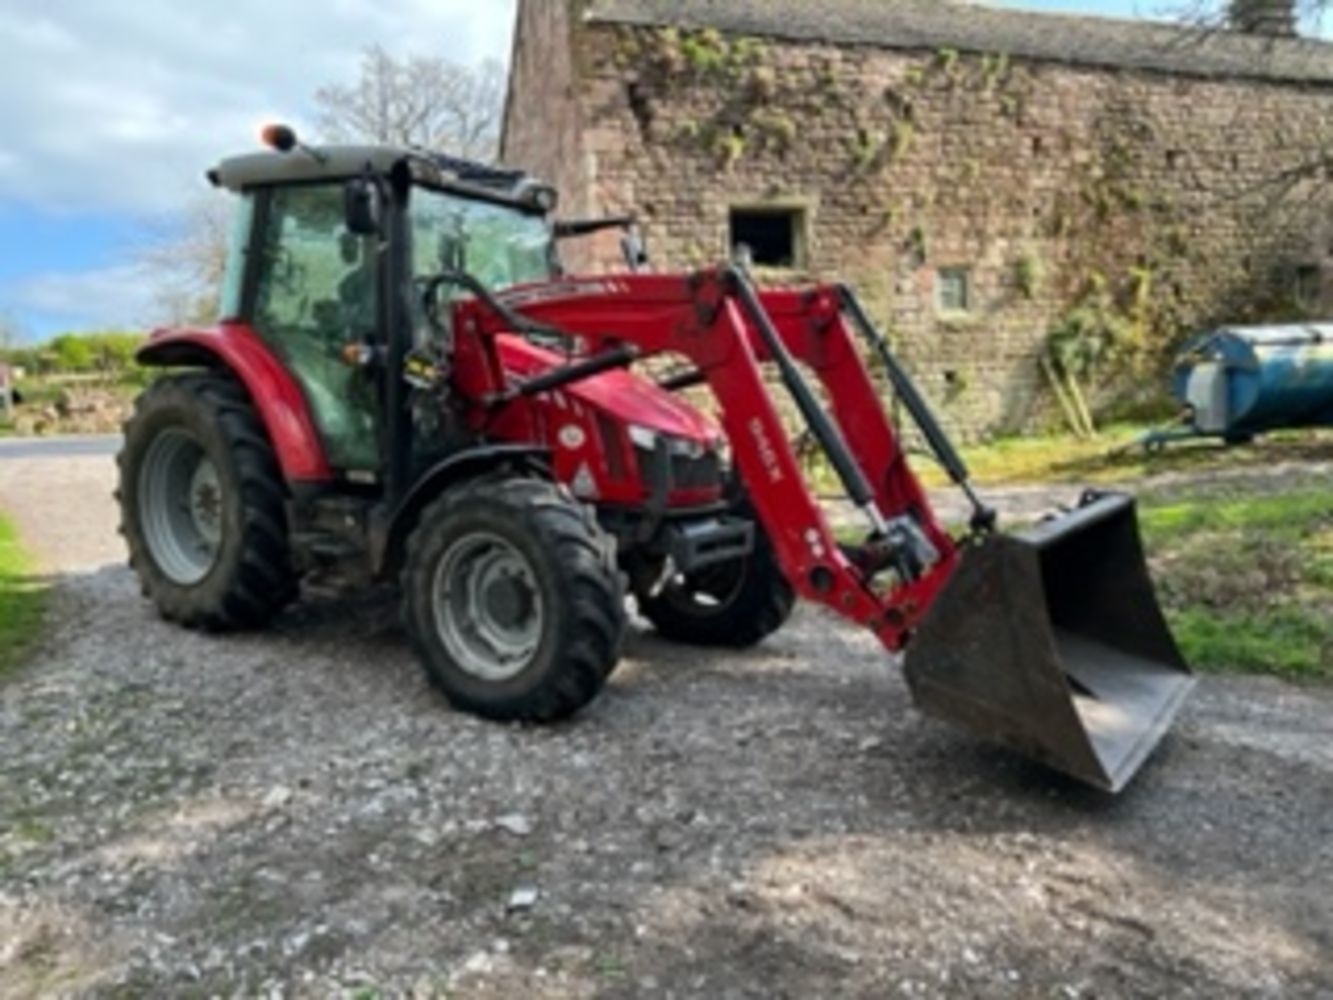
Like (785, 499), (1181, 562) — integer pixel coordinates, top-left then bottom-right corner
(636, 524), (794, 648)
(118, 373), (298, 629)
(402, 476), (626, 721)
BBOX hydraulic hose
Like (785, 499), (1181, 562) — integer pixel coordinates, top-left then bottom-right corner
(724, 267), (887, 532)
(836, 284), (996, 533)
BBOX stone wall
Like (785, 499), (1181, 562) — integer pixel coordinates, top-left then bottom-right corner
(503, 2), (590, 221)
(504, 14), (1333, 438)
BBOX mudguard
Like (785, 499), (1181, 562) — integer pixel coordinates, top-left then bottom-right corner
(373, 444), (551, 575)
(137, 323), (332, 483)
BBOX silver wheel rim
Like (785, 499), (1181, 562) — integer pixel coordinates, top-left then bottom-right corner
(138, 429), (223, 585)
(432, 532), (544, 682)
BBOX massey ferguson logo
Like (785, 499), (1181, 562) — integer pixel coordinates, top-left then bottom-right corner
(749, 417), (783, 484)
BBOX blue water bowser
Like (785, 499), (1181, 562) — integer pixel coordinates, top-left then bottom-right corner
(1166, 324), (1333, 442)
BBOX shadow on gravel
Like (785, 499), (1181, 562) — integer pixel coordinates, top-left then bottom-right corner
(1, 564), (1329, 996)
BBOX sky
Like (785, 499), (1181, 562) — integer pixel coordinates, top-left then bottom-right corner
(0, 0), (516, 340)
(0, 0), (1323, 341)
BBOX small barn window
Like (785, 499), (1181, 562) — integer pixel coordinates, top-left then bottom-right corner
(936, 267), (971, 312)
(730, 207), (805, 268)
(1295, 264), (1322, 306)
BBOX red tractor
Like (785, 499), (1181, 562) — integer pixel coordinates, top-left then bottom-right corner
(119, 128), (1193, 792)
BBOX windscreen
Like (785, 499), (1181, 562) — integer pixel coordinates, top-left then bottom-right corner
(410, 186), (553, 291)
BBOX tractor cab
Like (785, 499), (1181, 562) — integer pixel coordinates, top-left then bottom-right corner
(208, 134), (563, 479)
(203, 128), (704, 522)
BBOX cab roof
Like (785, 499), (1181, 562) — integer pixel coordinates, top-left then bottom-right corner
(208, 144), (549, 208)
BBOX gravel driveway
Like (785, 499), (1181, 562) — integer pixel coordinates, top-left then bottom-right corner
(1, 449), (1330, 998)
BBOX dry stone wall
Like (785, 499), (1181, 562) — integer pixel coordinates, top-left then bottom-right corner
(506, 18), (1333, 439)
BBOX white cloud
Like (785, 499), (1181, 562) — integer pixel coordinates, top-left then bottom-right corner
(0, 0), (518, 219)
(5, 264), (160, 332)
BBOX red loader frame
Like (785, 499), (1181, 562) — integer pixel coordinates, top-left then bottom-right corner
(462, 266), (968, 653)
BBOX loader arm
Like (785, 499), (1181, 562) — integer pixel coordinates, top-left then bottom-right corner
(742, 287), (953, 555)
(470, 267), (956, 651)
(471, 267), (1195, 793)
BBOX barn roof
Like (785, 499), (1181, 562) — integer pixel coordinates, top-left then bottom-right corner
(585, 0), (1333, 85)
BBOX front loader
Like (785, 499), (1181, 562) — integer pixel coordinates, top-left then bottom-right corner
(120, 128), (1192, 792)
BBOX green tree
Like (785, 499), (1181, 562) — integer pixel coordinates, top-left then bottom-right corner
(50, 334), (95, 372)
(85, 331), (143, 371)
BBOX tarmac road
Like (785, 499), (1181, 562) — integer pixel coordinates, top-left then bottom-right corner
(0, 434), (120, 461)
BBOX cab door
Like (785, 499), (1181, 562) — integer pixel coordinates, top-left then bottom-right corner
(250, 183), (380, 474)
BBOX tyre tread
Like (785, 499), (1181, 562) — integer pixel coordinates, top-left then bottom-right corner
(401, 474), (625, 722)
(117, 371), (298, 631)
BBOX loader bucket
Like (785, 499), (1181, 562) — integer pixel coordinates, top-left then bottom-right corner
(903, 493), (1194, 792)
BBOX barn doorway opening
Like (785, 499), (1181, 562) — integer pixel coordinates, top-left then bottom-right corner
(729, 207), (805, 268)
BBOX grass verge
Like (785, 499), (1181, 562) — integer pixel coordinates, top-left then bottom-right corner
(804, 424), (1333, 494)
(917, 425), (1333, 487)
(0, 514), (48, 679)
(834, 478), (1332, 680)
(1139, 486), (1333, 680)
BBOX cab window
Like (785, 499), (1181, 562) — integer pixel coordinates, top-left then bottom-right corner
(410, 187), (552, 291)
(251, 183), (379, 472)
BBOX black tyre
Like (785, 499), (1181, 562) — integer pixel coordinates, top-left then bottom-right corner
(401, 476), (626, 722)
(637, 523), (795, 648)
(117, 373), (298, 629)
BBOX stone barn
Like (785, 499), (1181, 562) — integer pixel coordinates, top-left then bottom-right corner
(502, 0), (1333, 437)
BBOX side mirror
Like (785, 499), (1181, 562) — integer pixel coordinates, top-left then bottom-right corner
(344, 176), (383, 236)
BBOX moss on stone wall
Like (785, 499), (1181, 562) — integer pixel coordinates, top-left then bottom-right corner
(551, 22), (1333, 438)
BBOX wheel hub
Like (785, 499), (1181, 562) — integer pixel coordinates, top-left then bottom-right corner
(137, 429), (223, 586)
(433, 533), (543, 682)
(189, 460), (222, 547)
(483, 575), (532, 630)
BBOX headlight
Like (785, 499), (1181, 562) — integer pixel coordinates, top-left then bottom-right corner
(669, 437), (707, 460)
(629, 425), (712, 459)
(628, 424), (658, 449)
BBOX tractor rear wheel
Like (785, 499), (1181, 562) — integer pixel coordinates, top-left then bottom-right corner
(402, 475), (626, 722)
(118, 373), (298, 629)
(636, 524), (794, 648)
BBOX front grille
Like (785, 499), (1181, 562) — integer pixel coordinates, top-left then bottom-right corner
(672, 450), (721, 491)
(634, 439), (722, 496)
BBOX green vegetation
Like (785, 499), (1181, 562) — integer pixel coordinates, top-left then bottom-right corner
(0, 330), (148, 435)
(849, 128), (885, 174)
(1140, 487), (1333, 679)
(1014, 252), (1044, 299)
(0, 515), (48, 680)
(914, 426), (1333, 488)
(1, 330), (144, 376)
(827, 424), (1333, 680)
(930, 430), (1333, 678)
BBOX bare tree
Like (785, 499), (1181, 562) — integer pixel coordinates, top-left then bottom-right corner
(136, 46), (507, 327)
(0, 313), (21, 352)
(1162, 0), (1332, 219)
(314, 46), (506, 161)
(138, 194), (233, 328)
(1161, 0), (1326, 33)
